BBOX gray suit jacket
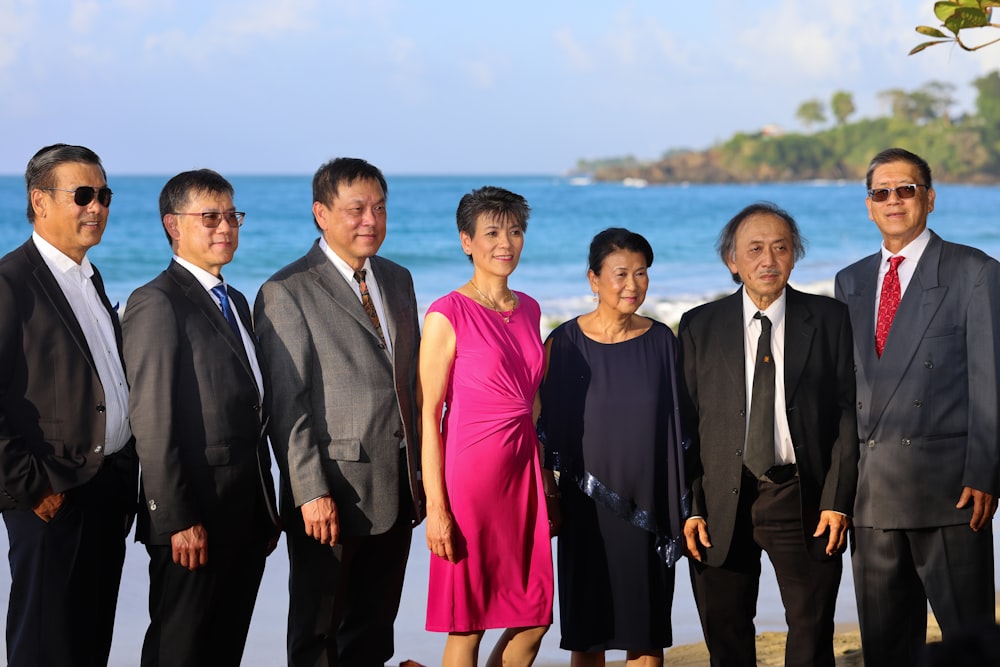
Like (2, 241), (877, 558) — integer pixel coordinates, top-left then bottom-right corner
(679, 286), (858, 565)
(254, 241), (424, 537)
(835, 230), (1000, 529)
(0, 239), (139, 513)
(123, 260), (279, 546)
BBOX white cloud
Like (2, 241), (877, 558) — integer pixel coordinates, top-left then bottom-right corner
(553, 26), (592, 71)
(459, 59), (495, 89)
(70, 0), (101, 33)
(0, 0), (34, 72)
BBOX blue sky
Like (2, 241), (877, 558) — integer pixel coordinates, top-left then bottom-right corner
(2, 0), (998, 175)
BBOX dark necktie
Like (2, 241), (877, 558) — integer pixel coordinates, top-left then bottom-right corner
(211, 284), (242, 339)
(746, 312), (775, 478)
(875, 255), (905, 358)
(353, 269), (386, 344)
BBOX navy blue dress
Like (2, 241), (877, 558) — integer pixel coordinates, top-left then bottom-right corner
(539, 318), (686, 652)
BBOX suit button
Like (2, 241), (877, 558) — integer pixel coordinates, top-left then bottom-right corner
(379, 343), (387, 350)
(901, 438), (911, 447)
(913, 400), (922, 407)
(732, 488), (739, 494)
(93, 445), (103, 454)
(857, 402), (863, 410)
(393, 429), (404, 439)
(735, 449), (742, 456)
(924, 360), (934, 369)
(867, 439), (876, 448)
(252, 404), (261, 412)
(96, 403), (106, 413)
(738, 409), (745, 417)
(148, 499), (157, 511)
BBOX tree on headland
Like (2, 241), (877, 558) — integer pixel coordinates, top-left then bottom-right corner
(877, 82), (956, 124)
(911, 1), (1000, 54)
(795, 99), (826, 129)
(830, 91), (855, 125)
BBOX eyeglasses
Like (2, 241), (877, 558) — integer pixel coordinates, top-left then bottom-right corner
(42, 186), (113, 207)
(867, 184), (928, 203)
(171, 211), (246, 228)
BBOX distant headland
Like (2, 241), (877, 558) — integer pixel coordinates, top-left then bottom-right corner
(574, 72), (1000, 185)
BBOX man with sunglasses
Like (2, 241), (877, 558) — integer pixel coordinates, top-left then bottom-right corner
(835, 147), (1000, 666)
(122, 169), (280, 667)
(0, 144), (138, 666)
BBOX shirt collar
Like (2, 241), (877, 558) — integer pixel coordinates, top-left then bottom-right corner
(319, 237), (373, 283)
(881, 227), (931, 263)
(741, 285), (786, 328)
(32, 231), (94, 279)
(173, 255), (227, 291)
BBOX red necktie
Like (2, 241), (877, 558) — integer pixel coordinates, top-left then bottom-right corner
(875, 256), (904, 357)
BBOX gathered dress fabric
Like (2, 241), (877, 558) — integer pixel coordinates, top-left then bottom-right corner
(539, 319), (686, 652)
(425, 291), (553, 632)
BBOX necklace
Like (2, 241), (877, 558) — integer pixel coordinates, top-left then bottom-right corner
(470, 280), (516, 324)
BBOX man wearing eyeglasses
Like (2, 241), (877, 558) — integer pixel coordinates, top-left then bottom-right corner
(0, 144), (138, 666)
(122, 169), (280, 667)
(835, 147), (1000, 666)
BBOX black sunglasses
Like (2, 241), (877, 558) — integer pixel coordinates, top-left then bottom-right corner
(43, 186), (113, 207)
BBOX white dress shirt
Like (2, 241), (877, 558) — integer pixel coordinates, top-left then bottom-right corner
(741, 287), (795, 466)
(33, 232), (131, 455)
(172, 256), (264, 400)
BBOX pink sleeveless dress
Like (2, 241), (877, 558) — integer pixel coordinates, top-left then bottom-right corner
(425, 291), (554, 632)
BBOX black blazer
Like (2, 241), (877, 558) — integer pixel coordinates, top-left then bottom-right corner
(123, 260), (279, 546)
(679, 286), (858, 565)
(0, 239), (138, 511)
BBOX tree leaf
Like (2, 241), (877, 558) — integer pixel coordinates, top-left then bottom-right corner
(909, 40), (952, 55)
(916, 25), (950, 37)
(944, 6), (990, 31)
(935, 1), (963, 21)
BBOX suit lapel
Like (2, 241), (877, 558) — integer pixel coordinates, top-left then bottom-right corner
(843, 252), (880, 380)
(167, 261), (256, 379)
(24, 240), (98, 372)
(306, 243), (390, 352)
(714, 291), (747, 406)
(869, 234), (947, 423)
(782, 287), (814, 405)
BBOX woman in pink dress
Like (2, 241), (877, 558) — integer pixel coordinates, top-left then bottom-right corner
(420, 186), (556, 667)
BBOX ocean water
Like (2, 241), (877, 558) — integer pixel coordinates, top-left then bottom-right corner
(2, 174), (1000, 665)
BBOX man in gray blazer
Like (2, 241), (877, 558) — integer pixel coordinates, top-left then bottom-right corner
(835, 147), (1000, 666)
(680, 202), (857, 667)
(255, 157), (423, 667)
(0, 144), (138, 667)
(123, 169), (280, 667)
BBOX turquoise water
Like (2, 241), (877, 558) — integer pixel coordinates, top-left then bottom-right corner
(5, 174), (1000, 318)
(2, 175), (999, 665)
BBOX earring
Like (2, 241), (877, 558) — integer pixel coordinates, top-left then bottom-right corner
(592, 292), (598, 303)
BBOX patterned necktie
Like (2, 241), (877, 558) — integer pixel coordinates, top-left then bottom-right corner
(875, 256), (905, 358)
(210, 284), (242, 338)
(745, 312), (775, 478)
(353, 269), (386, 344)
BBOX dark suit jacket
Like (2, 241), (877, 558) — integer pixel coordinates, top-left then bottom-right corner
(679, 285), (858, 566)
(0, 238), (138, 512)
(835, 231), (1000, 529)
(122, 260), (279, 546)
(254, 241), (424, 538)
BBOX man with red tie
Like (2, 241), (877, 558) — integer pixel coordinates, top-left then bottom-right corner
(835, 147), (1000, 667)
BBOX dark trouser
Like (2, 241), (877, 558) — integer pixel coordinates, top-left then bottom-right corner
(286, 511), (412, 667)
(3, 461), (131, 667)
(690, 470), (842, 667)
(853, 523), (995, 667)
(140, 540), (267, 667)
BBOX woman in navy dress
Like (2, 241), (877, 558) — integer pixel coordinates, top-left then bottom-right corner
(538, 228), (686, 667)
